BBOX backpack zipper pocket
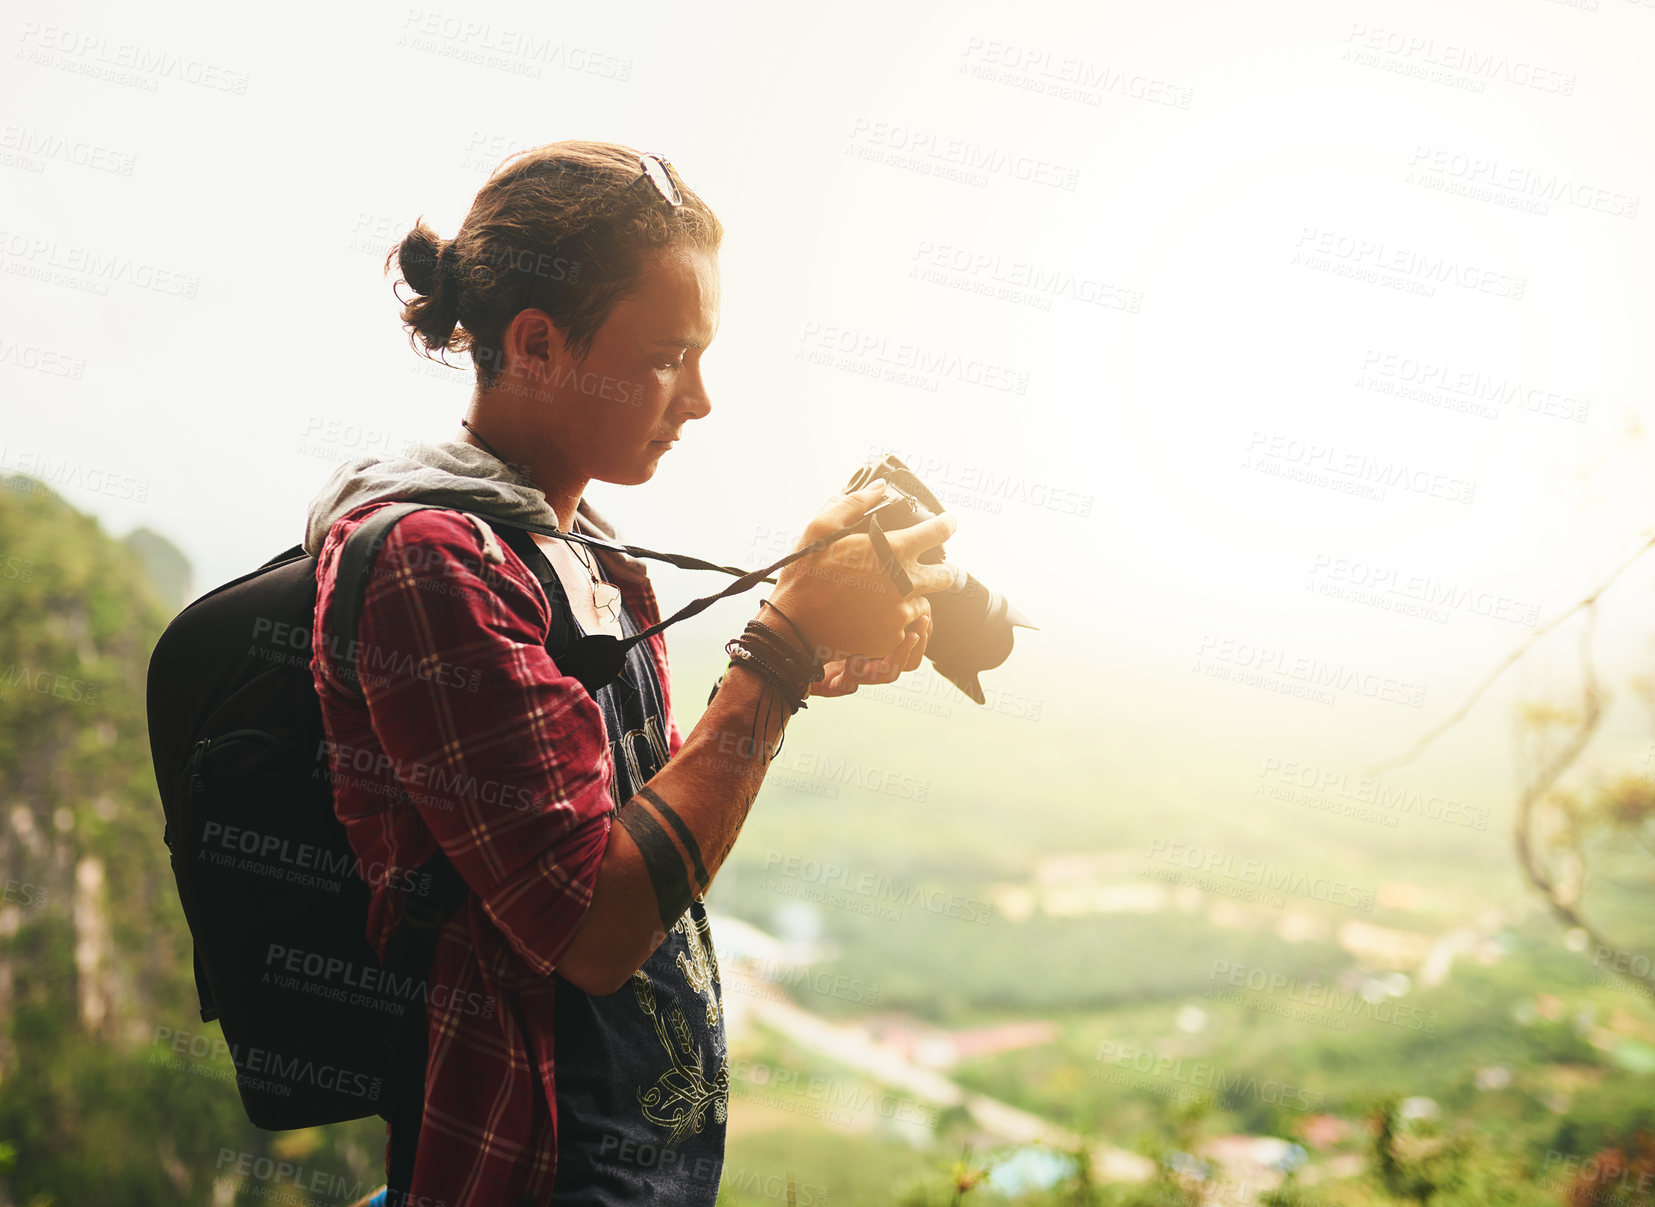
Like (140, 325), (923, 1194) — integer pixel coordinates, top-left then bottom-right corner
(185, 729), (290, 798)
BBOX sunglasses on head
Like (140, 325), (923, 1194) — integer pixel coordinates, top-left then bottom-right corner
(631, 152), (683, 207)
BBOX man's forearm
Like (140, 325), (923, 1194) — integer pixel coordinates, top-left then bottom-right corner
(553, 632), (798, 994)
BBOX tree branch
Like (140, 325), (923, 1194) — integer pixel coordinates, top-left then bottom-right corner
(1365, 534), (1655, 778)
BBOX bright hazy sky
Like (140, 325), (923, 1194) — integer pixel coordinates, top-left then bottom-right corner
(6, 0), (1655, 818)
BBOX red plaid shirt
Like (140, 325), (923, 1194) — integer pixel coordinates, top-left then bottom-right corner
(309, 500), (686, 1205)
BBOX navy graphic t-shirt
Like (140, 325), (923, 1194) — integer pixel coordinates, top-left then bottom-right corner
(547, 587), (729, 1203)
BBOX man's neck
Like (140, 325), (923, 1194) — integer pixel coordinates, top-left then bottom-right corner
(528, 469), (585, 534)
(455, 409), (586, 532)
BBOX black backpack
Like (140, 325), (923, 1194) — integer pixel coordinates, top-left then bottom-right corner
(145, 503), (546, 1130)
(146, 493), (877, 1133)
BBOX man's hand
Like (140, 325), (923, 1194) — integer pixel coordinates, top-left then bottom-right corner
(809, 608), (933, 697)
(768, 484), (958, 663)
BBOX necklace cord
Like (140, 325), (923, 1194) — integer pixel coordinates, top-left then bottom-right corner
(459, 418), (512, 466)
(461, 418), (619, 622)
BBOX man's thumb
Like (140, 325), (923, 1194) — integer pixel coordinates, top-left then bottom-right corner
(812, 477), (890, 530)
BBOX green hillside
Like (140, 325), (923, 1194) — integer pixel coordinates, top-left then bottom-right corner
(0, 476), (389, 1204)
(2, 478), (1651, 1206)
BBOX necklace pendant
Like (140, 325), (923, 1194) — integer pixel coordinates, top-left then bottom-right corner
(592, 581), (622, 623)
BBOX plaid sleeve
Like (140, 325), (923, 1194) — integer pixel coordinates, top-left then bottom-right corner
(346, 506), (616, 976)
(657, 635), (686, 760)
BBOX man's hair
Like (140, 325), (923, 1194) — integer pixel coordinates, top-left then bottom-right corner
(386, 139), (723, 389)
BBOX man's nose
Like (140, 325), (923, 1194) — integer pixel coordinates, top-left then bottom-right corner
(679, 373), (713, 421)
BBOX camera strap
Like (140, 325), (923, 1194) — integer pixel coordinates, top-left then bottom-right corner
(476, 500), (911, 694)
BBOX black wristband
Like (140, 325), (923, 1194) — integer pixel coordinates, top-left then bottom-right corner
(746, 617), (825, 686)
(725, 638), (811, 714)
(759, 598), (816, 660)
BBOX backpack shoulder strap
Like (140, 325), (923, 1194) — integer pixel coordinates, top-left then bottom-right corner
(319, 502), (476, 1153)
(487, 519), (585, 659)
(322, 500), (471, 915)
(326, 502), (445, 692)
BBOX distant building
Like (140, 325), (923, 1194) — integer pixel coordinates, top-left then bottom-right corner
(858, 1011), (1058, 1069)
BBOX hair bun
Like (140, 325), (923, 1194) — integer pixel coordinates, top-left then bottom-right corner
(388, 219), (461, 352)
(396, 222), (447, 297)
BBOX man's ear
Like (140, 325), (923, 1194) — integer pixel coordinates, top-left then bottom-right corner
(503, 308), (570, 387)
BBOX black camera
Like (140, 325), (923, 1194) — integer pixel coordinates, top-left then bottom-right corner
(843, 453), (1035, 705)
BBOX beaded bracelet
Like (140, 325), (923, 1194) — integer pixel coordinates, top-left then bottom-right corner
(724, 637), (811, 714)
(709, 615), (827, 768)
(717, 649), (800, 766)
(745, 617), (825, 687)
(705, 645), (807, 711)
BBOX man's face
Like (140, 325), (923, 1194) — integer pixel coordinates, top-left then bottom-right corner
(530, 244), (719, 486)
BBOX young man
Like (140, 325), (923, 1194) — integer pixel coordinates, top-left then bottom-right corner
(305, 141), (957, 1205)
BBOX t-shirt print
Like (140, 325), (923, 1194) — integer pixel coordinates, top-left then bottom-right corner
(549, 595), (728, 1203)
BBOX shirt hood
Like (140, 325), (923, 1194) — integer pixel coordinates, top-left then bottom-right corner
(302, 439), (648, 582)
